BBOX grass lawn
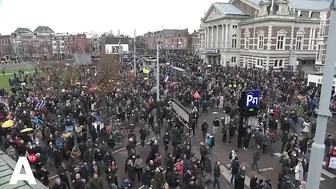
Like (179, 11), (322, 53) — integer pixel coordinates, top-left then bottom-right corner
(0, 67), (36, 89)
(0, 74), (14, 89)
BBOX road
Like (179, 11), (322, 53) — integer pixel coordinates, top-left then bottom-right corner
(1, 62), (36, 69)
(45, 109), (336, 189)
(195, 109), (336, 189)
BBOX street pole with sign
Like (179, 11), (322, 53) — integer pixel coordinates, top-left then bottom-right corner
(307, 1), (336, 189)
(238, 90), (260, 148)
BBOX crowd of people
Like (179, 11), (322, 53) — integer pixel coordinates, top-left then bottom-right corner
(0, 51), (335, 189)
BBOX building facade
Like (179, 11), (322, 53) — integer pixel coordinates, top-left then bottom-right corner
(52, 33), (90, 56)
(189, 30), (200, 54)
(11, 26), (54, 58)
(103, 36), (131, 54)
(200, 0), (330, 73)
(144, 29), (190, 50)
(0, 35), (12, 56)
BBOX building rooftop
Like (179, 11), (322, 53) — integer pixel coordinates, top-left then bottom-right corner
(13, 28), (32, 34)
(213, 3), (249, 16)
(161, 29), (188, 37)
(105, 36), (130, 45)
(0, 150), (46, 189)
(33, 26), (54, 34)
(190, 30), (199, 37)
(247, 0), (331, 10)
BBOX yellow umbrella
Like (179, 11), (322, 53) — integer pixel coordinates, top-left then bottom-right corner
(75, 82), (81, 85)
(21, 128), (34, 133)
(62, 132), (71, 138)
(143, 68), (150, 74)
(82, 86), (88, 88)
(2, 120), (14, 128)
(116, 81), (121, 86)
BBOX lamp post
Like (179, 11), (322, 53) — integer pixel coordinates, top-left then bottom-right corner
(307, 1), (336, 189)
(156, 41), (161, 123)
(134, 29), (137, 78)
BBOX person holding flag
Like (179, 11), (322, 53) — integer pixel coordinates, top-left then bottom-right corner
(163, 74), (170, 83)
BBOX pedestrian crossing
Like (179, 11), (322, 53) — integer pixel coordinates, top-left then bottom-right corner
(273, 153), (336, 181)
(219, 164), (251, 188)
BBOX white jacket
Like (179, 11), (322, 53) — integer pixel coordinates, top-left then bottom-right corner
(295, 165), (302, 180)
(302, 121), (310, 133)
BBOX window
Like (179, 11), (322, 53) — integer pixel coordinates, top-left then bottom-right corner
(172, 39), (174, 42)
(258, 35), (264, 49)
(274, 60), (283, 67)
(245, 36), (249, 49)
(316, 45), (322, 60)
(232, 25), (238, 29)
(256, 59), (263, 67)
(181, 39), (183, 42)
(231, 56), (237, 63)
(178, 34), (181, 37)
(320, 19), (327, 37)
(276, 35), (284, 50)
(295, 36), (303, 50)
(232, 34), (237, 48)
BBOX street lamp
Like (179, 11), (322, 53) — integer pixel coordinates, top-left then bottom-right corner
(307, 1), (336, 189)
(156, 41), (161, 123)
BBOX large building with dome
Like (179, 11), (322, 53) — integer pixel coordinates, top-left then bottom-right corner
(198, 0), (331, 74)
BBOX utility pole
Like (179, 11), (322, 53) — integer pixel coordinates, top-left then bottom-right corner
(307, 1), (336, 189)
(156, 41), (160, 123)
(134, 29), (136, 77)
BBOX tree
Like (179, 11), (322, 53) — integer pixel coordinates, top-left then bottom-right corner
(96, 54), (130, 93)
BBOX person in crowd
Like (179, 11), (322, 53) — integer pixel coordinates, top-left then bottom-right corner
(252, 145), (261, 173)
(234, 165), (246, 189)
(294, 161), (304, 187)
(5, 54), (334, 189)
(213, 161), (221, 189)
(250, 173), (258, 189)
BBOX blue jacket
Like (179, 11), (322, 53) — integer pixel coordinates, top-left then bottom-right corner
(120, 180), (133, 189)
(33, 116), (43, 125)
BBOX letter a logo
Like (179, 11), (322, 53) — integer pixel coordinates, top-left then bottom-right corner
(9, 157), (36, 185)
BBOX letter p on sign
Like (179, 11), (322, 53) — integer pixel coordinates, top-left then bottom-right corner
(9, 156), (37, 185)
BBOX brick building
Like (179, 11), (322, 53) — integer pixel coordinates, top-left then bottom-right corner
(199, 0), (331, 73)
(12, 26), (54, 58)
(0, 35), (12, 56)
(144, 29), (190, 50)
(52, 33), (90, 56)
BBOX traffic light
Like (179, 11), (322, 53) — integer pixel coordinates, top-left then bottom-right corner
(241, 107), (258, 117)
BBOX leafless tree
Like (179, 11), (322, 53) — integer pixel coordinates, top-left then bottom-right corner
(96, 54), (130, 93)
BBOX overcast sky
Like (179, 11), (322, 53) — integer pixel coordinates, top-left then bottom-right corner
(0, 0), (227, 36)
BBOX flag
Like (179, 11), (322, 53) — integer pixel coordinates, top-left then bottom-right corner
(163, 75), (169, 83)
(31, 96), (38, 103)
(150, 87), (157, 94)
(36, 100), (46, 109)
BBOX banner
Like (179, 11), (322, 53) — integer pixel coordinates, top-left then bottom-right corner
(329, 157), (336, 169)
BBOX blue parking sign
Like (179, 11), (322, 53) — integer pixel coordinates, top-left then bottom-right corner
(244, 90), (260, 108)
